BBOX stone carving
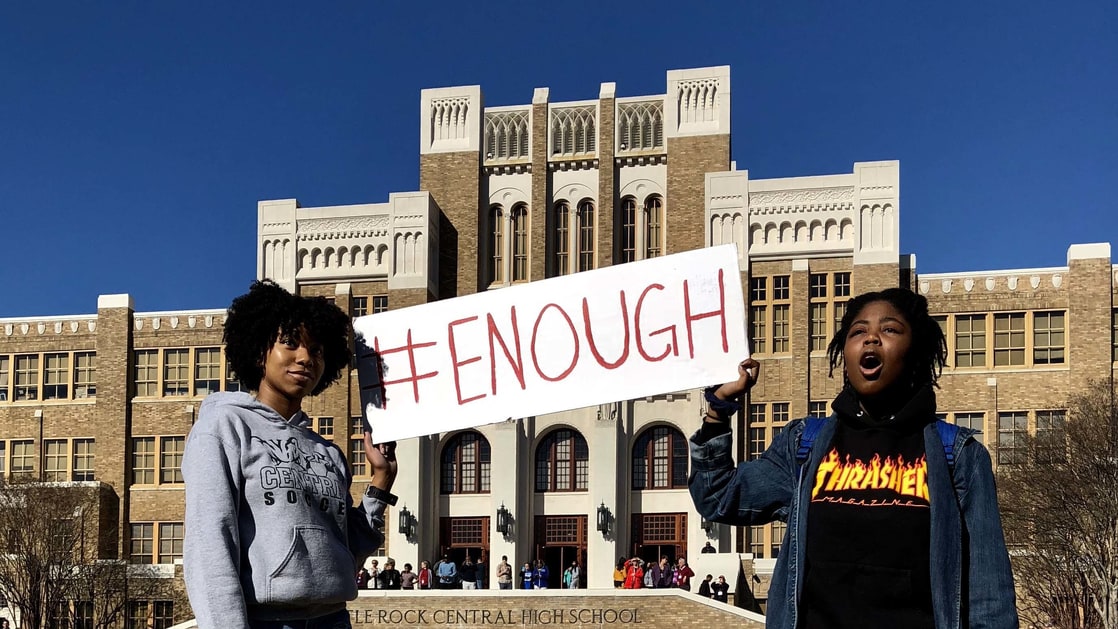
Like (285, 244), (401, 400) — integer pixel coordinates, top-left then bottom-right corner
(919, 280), (930, 295)
(188, 316), (197, 328)
(152, 318), (161, 330)
(170, 317), (180, 329)
(299, 216), (389, 234)
(261, 221), (293, 232)
(70, 322), (79, 333)
(964, 278), (974, 292)
(20, 323), (28, 335)
(985, 277), (995, 291)
(1007, 277), (1018, 290)
(750, 187), (854, 206)
(88, 321), (95, 332)
(941, 280), (952, 294)
(135, 319), (144, 331)
(1052, 275), (1062, 288)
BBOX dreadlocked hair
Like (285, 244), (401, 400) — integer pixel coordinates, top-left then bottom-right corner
(826, 287), (947, 389)
(223, 279), (352, 396)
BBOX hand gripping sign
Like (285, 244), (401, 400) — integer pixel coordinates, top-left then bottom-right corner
(354, 244), (748, 443)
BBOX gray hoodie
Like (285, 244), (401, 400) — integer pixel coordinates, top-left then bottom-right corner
(183, 392), (386, 628)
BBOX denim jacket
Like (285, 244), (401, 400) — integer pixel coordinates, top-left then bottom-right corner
(690, 413), (1018, 629)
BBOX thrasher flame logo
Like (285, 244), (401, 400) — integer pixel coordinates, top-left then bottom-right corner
(811, 449), (929, 507)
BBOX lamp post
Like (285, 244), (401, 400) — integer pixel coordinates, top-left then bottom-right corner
(596, 503), (611, 534)
(496, 503), (511, 535)
(398, 506), (412, 537)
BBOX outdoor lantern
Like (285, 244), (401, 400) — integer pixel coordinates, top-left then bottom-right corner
(496, 503), (511, 535)
(596, 502), (611, 534)
(701, 517), (715, 533)
(398, 505), (412, 536)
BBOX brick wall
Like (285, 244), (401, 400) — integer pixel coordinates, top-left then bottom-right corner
(596, 97), (616, 268)
(421, 152), (481, 298)
(665, 134), (729, 255)
(530, 101), (549, 282)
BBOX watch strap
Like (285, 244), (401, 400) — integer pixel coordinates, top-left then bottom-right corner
(364, 484), (398, 506)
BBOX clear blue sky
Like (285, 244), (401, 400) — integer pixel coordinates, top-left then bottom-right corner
(1, 1), (1114, 317)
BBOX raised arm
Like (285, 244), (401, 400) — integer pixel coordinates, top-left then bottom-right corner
(689, 358), (798, 525)
(348, 434), (398, 565)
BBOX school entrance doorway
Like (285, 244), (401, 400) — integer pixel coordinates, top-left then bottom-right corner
(631, 512), (687, 565)
(439, 517), (490, 576)
(533, 515), (587, 589)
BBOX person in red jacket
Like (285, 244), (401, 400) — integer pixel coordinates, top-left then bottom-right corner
(622, 557), (644, 589)
(417, 560), (433, 590)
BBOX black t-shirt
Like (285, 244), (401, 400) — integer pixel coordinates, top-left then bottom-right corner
(800, 387), (936, 629)
(460, 562), (478, 582)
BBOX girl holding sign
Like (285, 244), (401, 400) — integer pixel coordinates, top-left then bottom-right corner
(690, 287), (1017, 629)
(183, 280), (399, 629)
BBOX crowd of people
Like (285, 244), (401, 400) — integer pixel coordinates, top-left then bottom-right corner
(357, 555), (583, 590)
(613, 556), (697, 592)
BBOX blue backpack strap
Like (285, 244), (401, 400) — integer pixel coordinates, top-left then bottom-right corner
(935, 420), (960, 472)
(797, 417), (827, 465)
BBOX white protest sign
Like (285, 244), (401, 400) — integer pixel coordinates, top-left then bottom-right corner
(353, 244), (748, 442)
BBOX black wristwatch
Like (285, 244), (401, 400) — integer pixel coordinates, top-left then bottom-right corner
(364, 484), (398, 506)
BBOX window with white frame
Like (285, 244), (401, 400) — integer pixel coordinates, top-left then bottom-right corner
(160, 436), (185, 484)
(1036, 410), (1066, 463)
(511, 204), (529, 282)
(644, 196), (663, 258)
(489, 203), (530, 284)
(130, 522), (184, 564)
(163, 349), (189, 396)
(135, 350), (159, 397)
(1032, 311), (1065, 365)
(131, 436), (185, 485)
(552, 201), (570, 275)
(617, 195), (664, 264)
(14, 354), (38, 401)
(997, 412), (1028, 466)
(43, 353), (68, 400)
(954, 412), (985, 445)
(42, 437), (94, 484)
(577, 200), (595, 272)
(11, 439), (34, 478)
(489, 205), (505, 284)
(74, 351), (96, 398)
(73, 438), (95, 481)
(0, 355), (8, 401)
(620, 197), (637, 263)
(372, 295), (388, 313)
(194, 347), (221, 396)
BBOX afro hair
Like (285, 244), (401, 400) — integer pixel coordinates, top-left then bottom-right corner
(223, 280), (352, 396)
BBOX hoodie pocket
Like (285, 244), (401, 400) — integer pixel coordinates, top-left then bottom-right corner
(266, 525), (357, 605)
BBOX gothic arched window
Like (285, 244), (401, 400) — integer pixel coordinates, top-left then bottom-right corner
(441, 431), (492, 494)
(632, 425), (688, 490)
(489, 205), (504, 283)
(535, 429), (589, 492)
(511, 204), (529, 281)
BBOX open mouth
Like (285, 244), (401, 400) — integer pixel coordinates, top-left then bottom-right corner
(859, 354), (883, 379)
